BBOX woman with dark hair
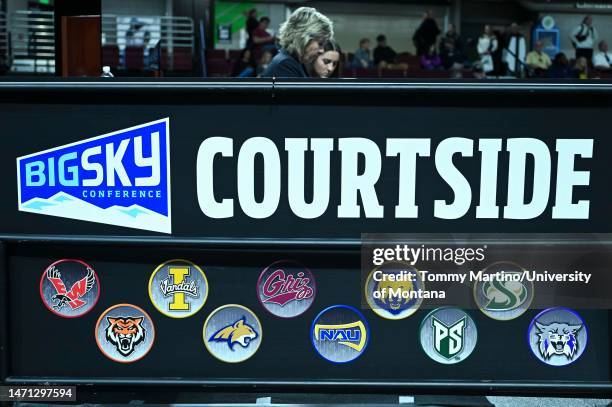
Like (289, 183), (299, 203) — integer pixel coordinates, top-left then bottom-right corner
(546, 52), (575, 79)
(312, 40), (341, 78)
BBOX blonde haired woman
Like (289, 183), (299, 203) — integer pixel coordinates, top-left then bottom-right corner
(261, 7), (334, 78)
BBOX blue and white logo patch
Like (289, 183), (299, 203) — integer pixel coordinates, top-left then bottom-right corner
(17, 118), (171, 233)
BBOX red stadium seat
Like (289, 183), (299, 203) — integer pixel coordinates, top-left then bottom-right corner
(379, 68), (406, 78)
(228, 49), (242, 61)
(125, 46), (144, 70)
(207, 59), (233, 77)
(354, 68), (378, 78)
(102, 45), (120, 69)
(173, 47), (193, 71)
(206, 49), (227, 60)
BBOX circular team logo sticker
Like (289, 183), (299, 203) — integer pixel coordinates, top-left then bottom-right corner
(203, 304), (262, 363)
(473, 261), (534, 321)
(419, 307), (477, 364)
(257, 260), (316, 318)
(40, 259), (100, 318)
(95, 304), (155, 363)
(311, 305), (370, 364)
(148, 259), (209, 318)
(364, 261), (424, 320)
(527, 307), (587, 366)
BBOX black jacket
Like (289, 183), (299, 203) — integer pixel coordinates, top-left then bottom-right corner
(260, 49), (308, 78)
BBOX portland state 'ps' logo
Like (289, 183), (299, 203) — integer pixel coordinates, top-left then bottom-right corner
(17, 118), (171, 233)
(420, 307), (477, 364)
(432, 316), (466, 359)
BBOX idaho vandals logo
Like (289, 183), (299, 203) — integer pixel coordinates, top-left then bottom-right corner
(311, 305), (370, 363)
(420, 308), (477, 364)
(17, 118), (171, 233)
(528, 307), (587, 366)
(203, 304), (262, 363)
(364, 262), (424, 320)
(95, 304), (156, 363)
(473, 262), (533, 321)
(148, 259), (209, 318)
(257, 260), (316, 318)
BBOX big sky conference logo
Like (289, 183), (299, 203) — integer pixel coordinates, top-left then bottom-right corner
(16, 119), (171, 233)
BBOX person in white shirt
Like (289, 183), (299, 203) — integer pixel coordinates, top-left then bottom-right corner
(504, 23), (526, 76)
(593, 40), (612, 70)
(477, 25), (498, 74)
(571, 15), (598, 61)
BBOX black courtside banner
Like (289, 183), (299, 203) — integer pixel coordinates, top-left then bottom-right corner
(0, 80), (611, 396)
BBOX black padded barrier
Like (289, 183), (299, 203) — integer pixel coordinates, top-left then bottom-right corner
(0, 79), (612, 398)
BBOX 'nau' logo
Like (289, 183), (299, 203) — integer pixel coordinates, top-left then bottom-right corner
(311, 305), (370, 363)
(17, 118), (171, 233)
(314, 321), (367, 352)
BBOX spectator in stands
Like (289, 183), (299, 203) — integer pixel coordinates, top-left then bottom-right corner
(261, 7), (333, 78)
(125, 18), (145, 46)
(525, 40), (552, 76)
(251, 17), (277, 60)
(546, 52), (574, 78)
(503, 23), (526, 77)
(413, 10), (440, 56)
(232, 48), (255, 77)
(420, 44), (442, 70)
(571, 15), (598, 61)
(593, 40), (612, 70)
(245, 9), (259, 48)
(352, 38), (373, 69)
(439, 23), (462, 53)
(440, 37), (464, 70)
(477, 25), (498, 74)
(256, 50), (273, 77)
(374, 34), (408, 71)
(574, 56), (589, 79)
(312, 40), (341, 78)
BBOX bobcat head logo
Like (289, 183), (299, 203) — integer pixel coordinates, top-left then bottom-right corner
(536, 322), (582, 360)
(105, 316), (146, 356)
(373, 279), (418, 315)
(209, 317), (258, 350)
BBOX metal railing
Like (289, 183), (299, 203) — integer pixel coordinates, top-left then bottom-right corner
(0, 11), (8, 68)
(9, 10), (55, 73)
(102, 15), (194, 49)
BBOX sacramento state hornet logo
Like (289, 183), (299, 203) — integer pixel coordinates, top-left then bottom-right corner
(473, 261), (533, 321)
(203, 304), (262, 363)
(364, 261), (423, 320)
(40, 259), (100, 318)
(257, 260), (316, 318)
(148, 259), (208, 318)
(95, 304), (155, 363)
(311, 305), (370, 363)
(528, 307), (587, 366)
(420, 307), (477, 364)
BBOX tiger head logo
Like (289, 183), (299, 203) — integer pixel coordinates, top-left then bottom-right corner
(373, 278), (418, 315)
(536, 322), (582, 360)
(105, 316), (146, 356)
(209, 317), (258, 350)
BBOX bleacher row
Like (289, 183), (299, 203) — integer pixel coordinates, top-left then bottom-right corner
(206, 48), (612, 79)
(205, 49), (464, 78)
(102, 45), (193, 72)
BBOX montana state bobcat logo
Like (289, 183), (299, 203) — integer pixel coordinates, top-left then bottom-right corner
(105, 316), (147, 356)
(536, 322), (582, 360)
(209, 317), (258, 350)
